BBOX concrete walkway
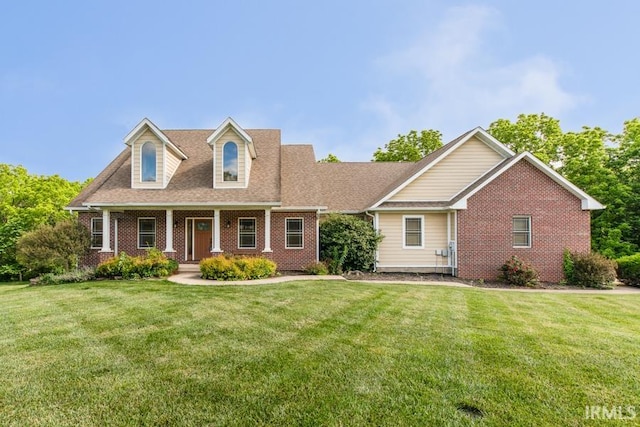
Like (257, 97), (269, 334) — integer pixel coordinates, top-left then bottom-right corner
(167, 271), (640, 293)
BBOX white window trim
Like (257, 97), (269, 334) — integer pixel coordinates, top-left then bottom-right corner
(91, 217), (103, 249)
(403, 215), (424, 249)
(138, 217), (157, 249)
(512, 215), (532, 248)
(238, 217), (257, 249)
(285, 217), (304, 249)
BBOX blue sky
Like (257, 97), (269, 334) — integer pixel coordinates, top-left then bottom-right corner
(2, 1), (639, 182)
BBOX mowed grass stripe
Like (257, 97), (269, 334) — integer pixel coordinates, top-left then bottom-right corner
(0, 281), (638, 426)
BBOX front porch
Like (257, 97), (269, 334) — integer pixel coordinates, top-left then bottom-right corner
(83, 207), (318, 271)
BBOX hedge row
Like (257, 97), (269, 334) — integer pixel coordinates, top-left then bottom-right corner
(96, 249), (178, 279)
(200, 255), (277, 280)
(616, 253), (640, 287)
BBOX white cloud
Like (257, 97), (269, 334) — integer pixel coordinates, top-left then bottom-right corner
(364, 4), (583, 143)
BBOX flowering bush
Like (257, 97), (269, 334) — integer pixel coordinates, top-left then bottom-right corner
(499, 255), (539, 287)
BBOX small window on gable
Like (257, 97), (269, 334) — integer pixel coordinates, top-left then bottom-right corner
(91, 218), (103, 249)
(223, 141), (238, 182)
(141, 141), (157, 182)
(513, 216), (531, 248)
(403, 215), (424, 249)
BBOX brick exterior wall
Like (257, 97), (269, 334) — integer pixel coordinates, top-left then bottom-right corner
(269, 212), (318, 271)
(457, 160), (592, 282)
(78, 209), (318, 271)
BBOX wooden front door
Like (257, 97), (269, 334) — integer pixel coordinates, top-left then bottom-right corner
(193, 219), (213, 260)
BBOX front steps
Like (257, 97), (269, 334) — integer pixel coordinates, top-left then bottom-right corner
(178, 264), (200, 273)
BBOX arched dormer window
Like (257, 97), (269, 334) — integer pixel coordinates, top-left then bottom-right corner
(141, 141), (157, 182)
(223, 141), (238, 182)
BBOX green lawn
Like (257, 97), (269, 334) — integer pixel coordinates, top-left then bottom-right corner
(0, 280), (638, 426)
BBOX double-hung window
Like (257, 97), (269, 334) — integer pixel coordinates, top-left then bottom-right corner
(403, 215), (424, 249)
(238, 218), (256, 249)
(512, 216), (531, 248)
(138, 218), (156, 248)
(286, 218), (303, 248)
(91, 218), (103, 249)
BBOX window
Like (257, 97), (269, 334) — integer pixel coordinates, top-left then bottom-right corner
(138, 218), (156, 248)
(286, 218), (304, 248)
(513, 216), (531, 248)
(403, 216), (424, 248)
(141, 141), (157, 182)
(223, 141), (238, 182)
(91, 218), (103, 248)
(238, 218), (256, 248)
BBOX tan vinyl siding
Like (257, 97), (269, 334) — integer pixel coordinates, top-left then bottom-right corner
(215, 129), (248, 187)
(377, 212), (449, 266)
(132, 129), (164, 189)
(390, 136), (504, 201)
(164, 147), (182, 184)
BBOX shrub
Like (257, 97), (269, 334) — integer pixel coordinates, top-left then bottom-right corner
(243, 257), (277, 279)
(616, 253), (640, 287)
(568, 252), (617, 289)
(200, 255), (277, 281)
(36, 267), (96, 286)
(304, 261), (328, 275)
(319, 214), (383, 273)
(562, 248), (574, 285)
(499, 255), (539, 287)
(16, 218), (90, 276)
(95, 249), (178, 279)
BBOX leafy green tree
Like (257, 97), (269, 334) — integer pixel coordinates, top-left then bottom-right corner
(319, 214), (383, 273)
(318, 153), (341, 163)
(16, 218), (91, 275)
(372, 130), (443, 162)
(0, 164), (87, 279)
(489, 115), (639, 258)
(488, 113), (563, 164)
(558, 127), (634, 257)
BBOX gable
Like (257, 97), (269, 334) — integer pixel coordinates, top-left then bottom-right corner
(213, 128), (250, 188)
(450, 152), (604, 210)
(389, 135), (505, 201)
(125, 118), (187, 190)
(207, 117), (256, 189)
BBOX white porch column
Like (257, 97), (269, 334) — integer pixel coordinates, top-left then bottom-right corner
(212, 209), (222, 252)
(165, 209), (175, 253)
(263, 208), (272, 252)
(101, 209), (112, 252)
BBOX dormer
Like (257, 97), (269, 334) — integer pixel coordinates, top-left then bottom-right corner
(207, 117), (257, 188)
(124, 118), (188, 189)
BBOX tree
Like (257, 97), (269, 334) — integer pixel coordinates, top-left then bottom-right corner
(319, 214), (383, 273)
(0, 164), (88, 279)
(372, 129), (443, 162)
(489, 115), (639, 258)
(16, 218), (90, 275)
(488, 113), (563, 164)
(318, 153), (341, 163)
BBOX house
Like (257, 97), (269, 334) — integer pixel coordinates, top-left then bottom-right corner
(67, 117), (603, 282)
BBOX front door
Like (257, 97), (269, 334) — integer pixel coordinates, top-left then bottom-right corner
(192, 219), (213, 261)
